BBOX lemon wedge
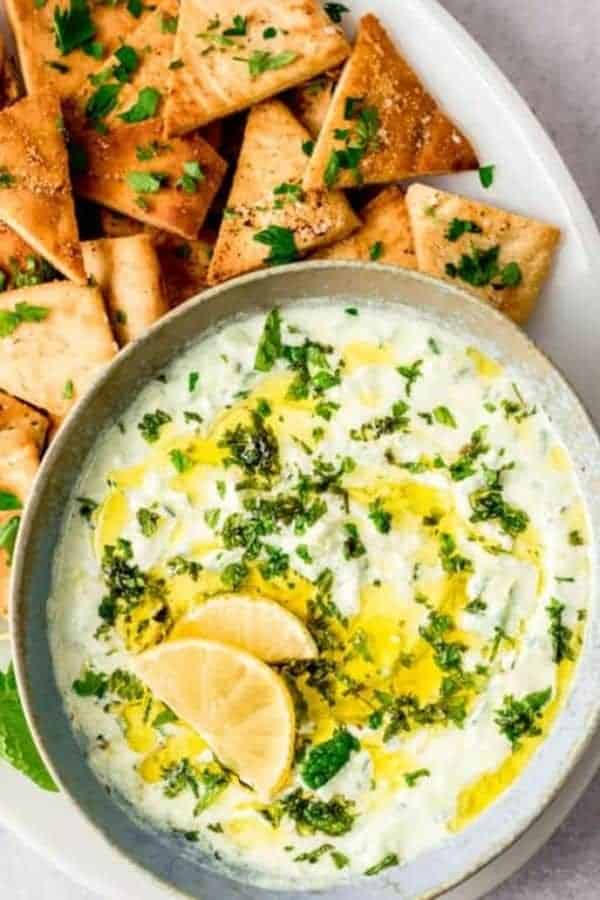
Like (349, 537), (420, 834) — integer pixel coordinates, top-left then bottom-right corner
(133, 638), (295, 800)
(170, 595), (318, 662)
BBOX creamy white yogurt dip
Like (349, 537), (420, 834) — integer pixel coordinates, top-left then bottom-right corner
(49, 301), (591, 889)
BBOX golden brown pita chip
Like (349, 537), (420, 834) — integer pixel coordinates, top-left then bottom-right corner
(0, 392), (48, 616)
(82, 235), (168, 345)
(208, 99), (359, 284)
(405, 184), (561, 324)
(0, 91), (85, 283)
(70, 119), (227, 239)
(155, 232), (214, 307)
(0, 390), (48, 454)
(314, 186), (417, 269)
(0, 34), (21, 110)
(0, 282), (117, 425)
(164, 0), (350, 136)
(97, 208), (214, 306)
(5, 0), (152, 100)
(286, 68), (341, 138)
(304, 14), (479, 190)
(69, 0), (177, 132)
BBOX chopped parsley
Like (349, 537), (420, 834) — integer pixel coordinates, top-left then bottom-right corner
(350, 400), (410, 441)
(439, 533), (473, 574)
(0, 491), (22, 511)
(494, 688), (552, 749)
(119, 87), (161, 123)
(364, 853), (399, 876)
(343, 522), (366, 559)
(160, 13), (179, 33)
(137, 409), (172, 443)
(547, 598), (575, 663)
(397, 359), (423, 396)
(85, 82), (121, 121)
(469, 464), (529, 536)
(236, 50), (298, 78)
(267, 789), (356, 836)
(126, 170), (169, 194)
(0, 517), (20, 565)
(219, 411), (280, 480)
(301, 728), (360, 789)
(569, 529), (585, 546)
(369, 240), (384, 261)
(176, 160), (205, 193)
(53, 0), (95, 55)
(325, 100), (380, 187)
(137, 506), (161, 537)
(255, 308), (282, 371)
(0, 301), (49, 338)
(404, 768), (430, 787)
(368, 498), (392, 534)
(302, 139), (315, 157)
(254, 226), (299, 266)
(446, 218), (483, 241)
(479, 164), (495, 188)
(445, 245), (522, 290)
(188, 370), (200, 392)
(0, 169), (15, 189)
(169, 448), (194, 473)
(324, 2), (349, 23)
(76, 496), (98, 521)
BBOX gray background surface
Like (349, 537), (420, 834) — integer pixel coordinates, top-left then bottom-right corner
(1, 0), (599, 897)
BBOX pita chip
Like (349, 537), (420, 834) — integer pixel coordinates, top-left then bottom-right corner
(82, 235), (168, 345)
(0, 91), (85, 283)
(70, 119), (227, 239)
(286, 68), (341, 139)
(5, 0), (152, 100)
(0, 282), (117, 426)
(98, 208), (214, 306)
(0, 34), (20, 110)
(314, 186), (416, 269)
(304, 14), (479, 190)
(0, 392), (48, 616)
(208, 99), (359, 284)
(164, 0), (350, 136)
(406, 183), (561, 324)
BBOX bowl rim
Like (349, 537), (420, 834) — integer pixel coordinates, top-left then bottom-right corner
(9, 261), (600, 900)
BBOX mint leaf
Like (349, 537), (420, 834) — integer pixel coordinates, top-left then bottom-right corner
(0, 664), (58, 792)
(119, 87), (161, 123)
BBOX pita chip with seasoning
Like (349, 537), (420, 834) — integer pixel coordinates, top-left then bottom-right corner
(0, 91), (85, 284)
(5, 0), (152, 101)
(207, 99), (359, 285)
(0, 393), (49, 617)
(406, 183), (561, 324)
(164, 0), (351, 137)
(286, 67), (341, 139)
(303, 14), (479, 190)
(69, 119), (226, 239)
(82, 235), (168, 345)
(0, 282), (117, 427)
(314, 186), (417, 270)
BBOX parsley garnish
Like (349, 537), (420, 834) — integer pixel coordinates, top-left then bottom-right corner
(0, 301), (49, 338)
(569, 529), (585, 546)
(137, 506), (161, 537)
(176, 160), (205, 193)
(0, 491), (22, 511)
(479, 164), (495, 188)
(188, 371), (199, 392)
(267, 789), (356, 837)
(432, 405), (457, 428)
(547, 598), (575, 663)
(301, 728), (360, 789)
(255, 309), (282, 372)
(53, 0), (95, 55)
(364, 853), (399, 876)
(369, 240), (384, 261)
(160, 13), (178, 33)
(397, 359), (423, 397)
(86, 82), (121, 121)
(404, 768), (430, 787)
(254, 226), (299, 266)
(445, 245), (522, 290)
(343, 522), (366, 559)
(119, 86), (161, 122)
(368, 498), (392, 534)
(237, 50), (298, 78)
(0, 516), (19, 565)
(137, 408), (172, 443)
(302, 139), (315, 157)
(324, 3), (349, 23)
(494, 688), (552, 749)
(126, 170), (168, 194)
(446, 218), (483, 241)
(169, 448), (194, 473)
(223, 14), (247, 36)
(439, 533), (473, 574)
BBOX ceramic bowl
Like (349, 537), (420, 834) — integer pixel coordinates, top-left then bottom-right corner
(10, 263), (600, 899)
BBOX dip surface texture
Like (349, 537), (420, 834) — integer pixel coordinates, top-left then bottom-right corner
(49, 302), (591, 889)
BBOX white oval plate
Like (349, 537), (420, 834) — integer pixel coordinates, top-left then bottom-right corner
(1, 0), (599, 898)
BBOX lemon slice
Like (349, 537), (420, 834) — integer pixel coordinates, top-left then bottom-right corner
(170, 595), (318, 662)
(133, 638), (295, 799)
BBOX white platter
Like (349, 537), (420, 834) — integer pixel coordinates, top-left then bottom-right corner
(1, 0), (599, 898)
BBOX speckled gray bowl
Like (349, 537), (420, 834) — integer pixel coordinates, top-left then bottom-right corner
(10, 263), (600, 899)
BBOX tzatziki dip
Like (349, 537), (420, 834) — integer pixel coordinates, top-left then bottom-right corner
(49, 301), (591, 889)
